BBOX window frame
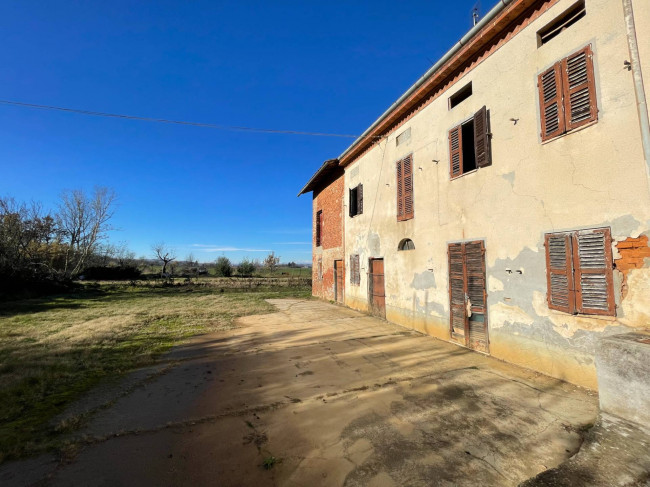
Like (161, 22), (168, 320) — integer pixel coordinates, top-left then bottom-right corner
(349, 184), (363, 218)
(538, 44), (598, 143)
(544, 227), (615, 317)
(315, 210), (323, 247)
(396, 153), (414, 222)
(448, 105), (491, 180)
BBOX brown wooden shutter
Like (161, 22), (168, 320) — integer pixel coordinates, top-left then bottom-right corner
(396, 158), (404, 220)
(448, 243), (466, 340)
(572, 228), (615, 316)
(538, 62), (565, 141)
(315, 211), (322, 247)
(562, 45), (597, 131)
(354, 254), (360, 285)
(474, 106), (491, 168)
(348, 189), (354, 217)
(449, 125), (463, 178)
(465, 241), (488, 352)
(545, 232), (575, 314)
(403, 155), (413, 220)
(357, 184), (363, 215)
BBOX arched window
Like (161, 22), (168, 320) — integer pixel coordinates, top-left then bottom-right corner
(398, 238), (415, 251)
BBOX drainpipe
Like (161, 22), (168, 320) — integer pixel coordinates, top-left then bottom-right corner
(622, 0), (650, 181)
(338, 0), (515, 163)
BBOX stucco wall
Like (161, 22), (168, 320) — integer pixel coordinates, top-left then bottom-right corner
(343, 0), (650, 389)
(312, 174), (344, 301)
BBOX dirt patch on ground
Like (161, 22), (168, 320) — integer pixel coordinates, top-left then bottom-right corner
(1, 299), (599, 486)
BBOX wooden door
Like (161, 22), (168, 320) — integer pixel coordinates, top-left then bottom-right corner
(448, 241), (488, 353)
(334, 260), (344, 304)
(369, 258), (386, 318)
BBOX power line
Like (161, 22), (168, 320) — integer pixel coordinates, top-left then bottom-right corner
(0, 99), (382, 139)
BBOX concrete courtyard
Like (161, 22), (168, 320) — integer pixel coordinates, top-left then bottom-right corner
(2, 299), (600, 486)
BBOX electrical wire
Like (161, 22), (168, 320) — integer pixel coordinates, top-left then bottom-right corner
(0, 99), (383, 139)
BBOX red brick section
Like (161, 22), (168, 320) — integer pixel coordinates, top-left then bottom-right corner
(615, 235), (650, 298)
(312, 174), (344, 301)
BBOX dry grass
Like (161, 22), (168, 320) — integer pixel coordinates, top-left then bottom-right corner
(0, 282), (311, 462)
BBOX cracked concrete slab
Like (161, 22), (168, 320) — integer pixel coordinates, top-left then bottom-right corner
(1, 299), (600, 486)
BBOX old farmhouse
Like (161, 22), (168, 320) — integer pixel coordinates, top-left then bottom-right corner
(299, 0), (650, 389)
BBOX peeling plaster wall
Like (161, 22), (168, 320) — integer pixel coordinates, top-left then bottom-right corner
(312, 175), (344, 301)
(342, 0), (650, 389)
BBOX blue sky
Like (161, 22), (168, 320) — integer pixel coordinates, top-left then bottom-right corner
(1, 0), (483, 263)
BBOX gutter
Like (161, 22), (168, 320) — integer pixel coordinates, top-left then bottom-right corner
(622, 0), (650, 181)
(337, 0), (515, 163)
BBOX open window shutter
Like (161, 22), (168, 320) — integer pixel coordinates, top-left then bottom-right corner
(449, 125), (463, 178)
(474, 106), (491, 168)
(403, 155), (413, 219)
(562, 45), (597, 131)
(572, 228), (615, 316)
(357, 184), (363, 215)
(448, 243), (466, 340)
(396, 158), (404, 220)
(538, 63), (565, 141)
(545, 233), (575, 314)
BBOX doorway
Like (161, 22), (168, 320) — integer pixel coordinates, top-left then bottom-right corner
(334, 260), (344, 304)
(448, 241), (489, 353)
(369, 258), (386, 318)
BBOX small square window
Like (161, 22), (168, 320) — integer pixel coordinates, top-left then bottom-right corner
(449, 82), (472, 109)
(537, 1), (585, 47)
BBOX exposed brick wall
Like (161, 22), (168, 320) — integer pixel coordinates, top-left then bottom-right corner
(616, 235), (650, 299)
(312, 174), (344, 301)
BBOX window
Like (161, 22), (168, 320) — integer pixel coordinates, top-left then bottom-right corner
(315, 210), (323, 247)
(538, 44), (597, 142)
(349, 184), (363, 217)
(449, 105), (491, 179)
(545, 227), (615, 316)
(396, 127), (411, 146)
(396, 154), (414, 221)
(398, 238), (415, 251)
(449, 82), (472, 109)
(350, 254), (360, 285)
(537, 1), (586, 47)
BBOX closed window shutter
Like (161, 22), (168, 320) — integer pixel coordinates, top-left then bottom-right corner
(448, 243), (466, 338)
(545, 233), (575, 314)
(449, 125), (463, 178)
(562, 45), (597, 131)
(396, 158), (404, 220)
(349, 255), (354, 284)
(352, 254), (360, 285)
(572, 228), (615, 316)
(316, 211), (321, 247)
(403, 155), (414, 220)
(357, 184), (363, 215)
(538, 63), (565, 141)
(474, 106), (491, 168)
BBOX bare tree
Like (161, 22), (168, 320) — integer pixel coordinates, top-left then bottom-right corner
(57, 187), (116, 277)
(263, 252), (280, 273)
(152, 242), (176, 276)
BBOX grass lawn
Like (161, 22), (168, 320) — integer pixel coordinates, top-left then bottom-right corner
(0, 282), (312, 463)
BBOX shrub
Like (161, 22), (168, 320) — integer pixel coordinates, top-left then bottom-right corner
(215, 257), (232, 277)
(237, 258), (255, 277)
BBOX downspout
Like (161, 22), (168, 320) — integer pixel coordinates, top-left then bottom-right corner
(622, 0), (650, 180)
(338, 0), (515, 163)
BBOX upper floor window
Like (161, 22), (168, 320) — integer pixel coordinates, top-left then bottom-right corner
(538, 44), (597, 142)
(537, 1), (586, 47)
(449, 82), (472, 109)
(349, 184), (363, 217)
(449, 106), (491, 179)
(398, 238), (415, 251)
(545, 227), (615, 316)
(396, 154), (414, 221)
(315, 210), (323, 247)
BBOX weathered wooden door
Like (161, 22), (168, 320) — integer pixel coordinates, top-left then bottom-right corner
(448, 241), (489, 353)
(369, 258), (386, 318)
(334, 260), (344, 304)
